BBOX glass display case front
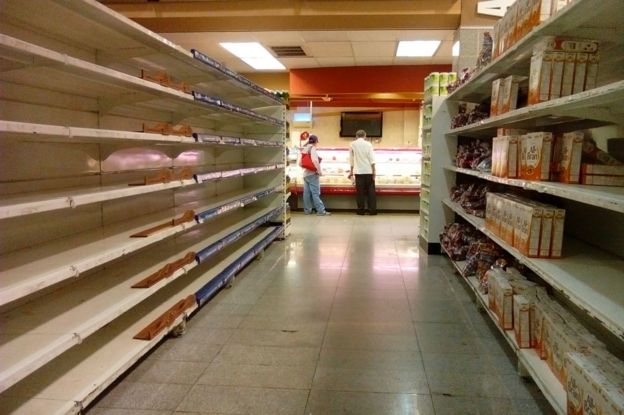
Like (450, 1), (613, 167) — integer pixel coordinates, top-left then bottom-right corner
(288, 147), (421, 195)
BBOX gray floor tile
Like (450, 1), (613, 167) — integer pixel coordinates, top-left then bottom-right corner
(326, 320), (415, 335)
(95, 382), (189, 411)
(124, 359), (208, 385)
(318, 348), (424, 371)
(188, 313), (244, 329)
(511, 398), (557, 414)
(212, 344), (320, 367)
(238, 315), (327, 331)
(422, 353), (499, 375)
(177, 385), (308, 414)
(322, 330), (419, 351)
(431, 394), (515, 415)
(196, 362), (315, 389)
(305, 390), (435, 415)
(177, 327), (234, 345)
(149, 341), (223, 363)
(313, 366), (430, 394)
(426, 371), (508, 398)
(228, 327), (325, 347)
(88, 409), (172, 415)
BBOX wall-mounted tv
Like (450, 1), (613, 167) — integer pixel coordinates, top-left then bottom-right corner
(340, 111), (383, 138)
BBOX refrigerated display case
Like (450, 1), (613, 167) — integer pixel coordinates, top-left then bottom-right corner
(288, 147), (421, 196)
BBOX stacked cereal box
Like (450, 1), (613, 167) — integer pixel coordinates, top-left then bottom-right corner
(492, 0), (567, 59)
(485, 193), (564, 258)
(528, 37), (600, 105)
(491, 75), (525, 117)
(566, 352), (624, 415)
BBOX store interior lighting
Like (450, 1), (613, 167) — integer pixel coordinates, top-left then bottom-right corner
(219, 42), (285, 70)
(396, 40), (441, 57)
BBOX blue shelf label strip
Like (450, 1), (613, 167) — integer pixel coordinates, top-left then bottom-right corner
(195, 225), (283, 307)
(195, 206), (283, 263)
(194, 186), (281, 222)
(191, 49), (283, 105)
(192, 91), (282, 126)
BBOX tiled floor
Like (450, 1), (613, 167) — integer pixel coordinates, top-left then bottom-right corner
(88, 212), (556, 415)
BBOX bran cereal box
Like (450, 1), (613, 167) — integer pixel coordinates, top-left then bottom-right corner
(489, 272), (514, 330)
(573, 53), (589, 95)
(513, 294), (531, 348)
(513, 200), (542, 257)
(585, 53), (600, 91)
(558, 131), (584, 183)
(520, 132), (553, 181)
(491, 79), (503, 116)
(550, 51), (566, 100)
(501, 75), (524, 113)
(561, 52), (577, 97)
(529, 51), (554, 104)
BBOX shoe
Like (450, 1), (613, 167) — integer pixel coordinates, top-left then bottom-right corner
(368, 212), (378, 216)
(356, 212), (365, 216)
(317, 211), (331, 216)
(304, 210), (312, 215)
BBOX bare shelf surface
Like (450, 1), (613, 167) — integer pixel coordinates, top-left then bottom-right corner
(0, 0), (283, 109)
(0, 187), (281, 306)
(0, 204), (279, 392)
(0, 34), (283, 133)
(443, 198), (624, 341)
(0, 227), (279, 415)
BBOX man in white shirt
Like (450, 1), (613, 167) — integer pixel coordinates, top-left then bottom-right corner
(348, 130), (377, 215)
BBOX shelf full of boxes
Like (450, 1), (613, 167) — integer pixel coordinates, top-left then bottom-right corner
(424, 0), (624, 413)
(0, 0), (287, 413)
(419, 72), (455, 245)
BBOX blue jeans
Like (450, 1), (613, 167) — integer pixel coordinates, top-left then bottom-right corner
(303, 173), (326, 214)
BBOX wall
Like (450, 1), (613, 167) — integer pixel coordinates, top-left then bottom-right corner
(289, 106), (420, 149)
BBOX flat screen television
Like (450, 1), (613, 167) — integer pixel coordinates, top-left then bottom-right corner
(340, 111), (383, 138)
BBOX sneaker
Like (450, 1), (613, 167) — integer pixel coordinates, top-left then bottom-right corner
(317, 211), (331, 216)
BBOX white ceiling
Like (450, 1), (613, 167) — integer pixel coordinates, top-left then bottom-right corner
(162, 29), (456, 73)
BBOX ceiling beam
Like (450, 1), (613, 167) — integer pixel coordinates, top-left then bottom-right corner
(102, 0), (461, 32)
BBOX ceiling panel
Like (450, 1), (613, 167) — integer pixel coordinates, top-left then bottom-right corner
(352, 41), (396, 57)
(305, 42), (353, 57)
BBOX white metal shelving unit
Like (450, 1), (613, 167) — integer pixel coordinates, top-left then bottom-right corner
(426, 0), (624, 412)
(0, 0), (286, 413)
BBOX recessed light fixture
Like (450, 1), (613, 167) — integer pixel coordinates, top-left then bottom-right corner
(220, 42), (285, 70)
(452, 41), (460, 57)
(396, 40), (441, 57)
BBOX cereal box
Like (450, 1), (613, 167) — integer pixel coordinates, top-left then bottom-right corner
(489, 272), (514, 329)
(513, 200), (542, 257)
(561, 52), (577, 97)
(529, 51), (554, 104)
(520, 132), (553, 181)
(550, 51), (566, 100)
(565, 352), (624, 415)
(501, 75), (524, 113)
(491, 79), (503, 116)
(513, 294), (531, 348)
(573, 53), (589, 95)
(558, 131), (584, 183)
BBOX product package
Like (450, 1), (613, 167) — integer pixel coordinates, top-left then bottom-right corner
(520, 132), (553, 181)
(488, 270), (514, 329)
(566, 352), (624, 415)
(513, 294), (532, 348)
(557, 131), (584, 183)
(501, 75), (524, 113)
(513, 200), (542, 257)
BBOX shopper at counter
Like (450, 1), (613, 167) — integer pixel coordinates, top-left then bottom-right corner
(348, 130), (377, 215)
(301, 135), (331, 216)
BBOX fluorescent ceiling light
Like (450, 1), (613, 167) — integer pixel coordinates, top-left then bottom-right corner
(220, 42), (285, 70)
(452, 41), (460, 57)
(396, 40), (441, 57)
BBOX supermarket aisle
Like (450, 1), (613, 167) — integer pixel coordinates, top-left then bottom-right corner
(88, 212), (555, 415)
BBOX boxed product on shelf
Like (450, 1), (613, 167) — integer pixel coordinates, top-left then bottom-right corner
(514, 294), (532, 348)
(529, 37), (600, 104)
(581, 164), (624, 175)
(488, 269), (515, 329)
(492, 135), (519, 178)
(556, 131), (584, 183)
(514, 200), (543, 257)
(490, 78), (502, 116)
(566, 352), (624, 415)
(501, 75), (525, 113)
(580, 175), (624, 186)
(520, 132), (553, 181)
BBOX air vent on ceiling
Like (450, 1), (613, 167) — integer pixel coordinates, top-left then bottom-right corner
(270, 46), (307, 57)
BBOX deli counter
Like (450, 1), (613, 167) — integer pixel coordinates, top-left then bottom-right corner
(288, 147), (421, 211)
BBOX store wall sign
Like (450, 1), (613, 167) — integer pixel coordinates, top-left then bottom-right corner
(477, 0), (515, 17)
